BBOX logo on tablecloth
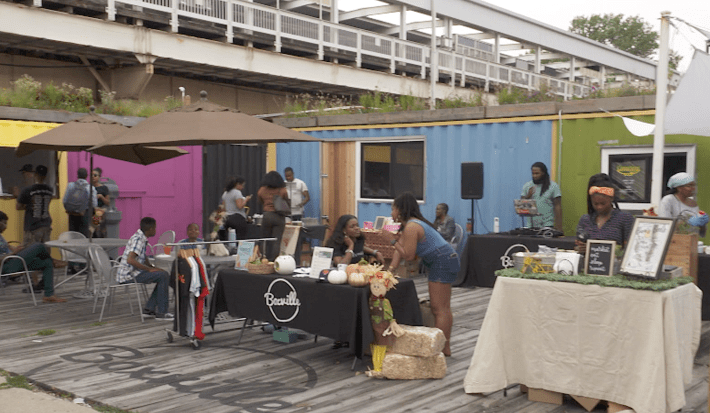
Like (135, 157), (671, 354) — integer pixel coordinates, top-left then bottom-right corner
(264, 278), (301, 322)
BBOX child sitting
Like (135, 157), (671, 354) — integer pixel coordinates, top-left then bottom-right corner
(177, 223), (204, 251)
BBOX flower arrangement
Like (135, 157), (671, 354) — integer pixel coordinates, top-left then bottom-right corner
(207, 204), (226, 240)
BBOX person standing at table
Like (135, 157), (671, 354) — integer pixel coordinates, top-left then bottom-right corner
(284, 167), (309, 221)
(658, 172), (707, 237)
(15, 165), (53, 244)
(575, 174), (634, 255)
(325, 214), (385, 265)
(257, 171), (290, 261)
(222, 176), (251, 240)
(0, 210), (67, 303)
(63, 168), (97, 238)
(383, 192), (460, 357)
(91, 168), (110, 238)
(433, 203), (455, 243)
(520, 162), (562, 231)
(116, 217), (173, 320)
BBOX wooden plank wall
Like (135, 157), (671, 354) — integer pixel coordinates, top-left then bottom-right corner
(321, 141), (357, 227)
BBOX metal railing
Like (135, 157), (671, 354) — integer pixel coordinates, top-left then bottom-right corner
(105, 0), (589, 98)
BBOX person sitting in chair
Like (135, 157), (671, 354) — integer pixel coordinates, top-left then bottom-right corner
(0, 210), (67, 303)
(433, 203), (456, 243)
(116, 217), (173, 320)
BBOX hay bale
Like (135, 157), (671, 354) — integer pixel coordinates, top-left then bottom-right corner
(382, 353), (446, 380)
(389, 325), (445, 357)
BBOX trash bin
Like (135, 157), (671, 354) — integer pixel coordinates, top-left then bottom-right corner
(103, 178), (122, 240)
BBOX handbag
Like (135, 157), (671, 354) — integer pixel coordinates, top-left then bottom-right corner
(273, 194), (291, 217)
(208, 242), (230, 257)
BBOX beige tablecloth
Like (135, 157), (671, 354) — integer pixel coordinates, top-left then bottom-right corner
(463, 277), (701, 413)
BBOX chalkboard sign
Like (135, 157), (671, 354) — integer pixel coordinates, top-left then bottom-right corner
(584, 240), (616, 276)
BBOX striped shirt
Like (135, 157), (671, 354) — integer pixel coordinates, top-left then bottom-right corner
(116, 229), (149, 283)
(576, 209), (635, 245)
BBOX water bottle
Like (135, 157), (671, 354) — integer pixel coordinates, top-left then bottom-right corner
(493, 217), (500, 233)
(228, 228), (236, 249)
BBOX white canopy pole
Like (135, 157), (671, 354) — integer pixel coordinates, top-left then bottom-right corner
(430, 0), (437, 110)
(651, 11), (671, 207)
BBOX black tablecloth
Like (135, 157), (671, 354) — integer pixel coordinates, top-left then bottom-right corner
(455, 234), (576, 288)
(208, 270), (422, 358)
(698, 253), (710, 320)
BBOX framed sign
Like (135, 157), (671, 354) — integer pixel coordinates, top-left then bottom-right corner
(620, 216), (676, 279)
(374, 216), (387, 230)
(584, 240), (616, 276)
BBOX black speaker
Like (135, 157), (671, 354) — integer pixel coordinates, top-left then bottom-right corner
(461, 162), (483, 199)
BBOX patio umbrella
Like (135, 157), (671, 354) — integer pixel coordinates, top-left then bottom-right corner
(15, 108), (188, 165)
(88, 91), (321, 155)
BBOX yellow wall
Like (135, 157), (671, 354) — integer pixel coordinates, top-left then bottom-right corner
(1, 120), (67, 254)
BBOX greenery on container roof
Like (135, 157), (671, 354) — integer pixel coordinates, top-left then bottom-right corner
(495, 268), (693, 291)
(1, 74), (654, 118)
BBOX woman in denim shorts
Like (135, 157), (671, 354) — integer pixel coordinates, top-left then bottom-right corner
(384, 192), (460, 356)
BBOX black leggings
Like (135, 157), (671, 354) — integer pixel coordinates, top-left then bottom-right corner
(225, 213), (248, 240)
(262, 211), (285, 261)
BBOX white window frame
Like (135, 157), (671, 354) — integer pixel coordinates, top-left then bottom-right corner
(601, 144), (696, 210)
(355, 136), (427, 204)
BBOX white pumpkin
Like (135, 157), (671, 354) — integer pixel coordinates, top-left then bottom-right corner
(274, 255), (296, 275)
(348, 272), (368, 287)
(327, 270), (348, 284)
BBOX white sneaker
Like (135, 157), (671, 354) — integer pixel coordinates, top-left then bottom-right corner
(155, 312), (174, 321)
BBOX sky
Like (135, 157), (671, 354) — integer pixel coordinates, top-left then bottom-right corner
(337, 0), (710, 71)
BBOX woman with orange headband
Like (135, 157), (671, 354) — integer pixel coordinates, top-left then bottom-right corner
(575, 174), (634, 255)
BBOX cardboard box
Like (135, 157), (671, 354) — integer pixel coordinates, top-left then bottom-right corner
(607, 401), (631, 413)
(664, 232), (698, 283)
(571, 394), (600, 411)
(519, 384), (528, 393)
(272, 329), (298, 344)
(528, 388), (562, 405)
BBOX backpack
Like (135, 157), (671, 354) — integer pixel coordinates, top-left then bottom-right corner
(64, 182), (90, 216)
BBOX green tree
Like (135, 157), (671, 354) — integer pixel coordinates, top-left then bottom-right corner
(570, 14), (658, 58)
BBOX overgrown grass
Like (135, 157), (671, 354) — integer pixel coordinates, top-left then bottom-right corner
(37, 329), (56, 336)
(0, 75), (182, 117)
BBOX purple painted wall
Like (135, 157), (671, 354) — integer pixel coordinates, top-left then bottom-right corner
(68, 146), (203, 245)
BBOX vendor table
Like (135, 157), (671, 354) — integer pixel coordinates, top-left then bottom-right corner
(455, 234), (575, 288)
(209, 270), (423, 358)
(463, 276), (701, 413)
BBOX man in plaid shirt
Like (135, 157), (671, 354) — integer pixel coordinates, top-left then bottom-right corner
(116, 217), (173, 320)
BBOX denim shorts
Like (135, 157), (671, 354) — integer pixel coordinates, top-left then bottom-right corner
(424, 245), (460, 284)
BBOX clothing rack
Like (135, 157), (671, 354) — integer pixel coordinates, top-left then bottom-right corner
(163, 237), (276, 349)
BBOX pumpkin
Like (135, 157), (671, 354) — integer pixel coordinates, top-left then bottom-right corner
(348, 272), (368, 287)
(327, 270), (348, 284)
(346, 259), (369, 276)
(274, 255), (296, 275)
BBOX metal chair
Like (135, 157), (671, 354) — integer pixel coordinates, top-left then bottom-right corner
(55, 231), (88, 288)
(0, 255), (37, 306)
(149, 230), (176, 256)
(90, 244), (145, 322)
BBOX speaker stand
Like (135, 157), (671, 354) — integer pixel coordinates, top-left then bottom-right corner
(471, 200), (475, 234)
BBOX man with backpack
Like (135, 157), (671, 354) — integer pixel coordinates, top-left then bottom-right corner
(63, 168), (97, 238)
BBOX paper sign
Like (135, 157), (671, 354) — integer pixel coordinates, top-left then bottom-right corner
(280, 225), (302, 256)
(585, 240), (616, 276)
(235, 241), (255, 269)
(310, 247), (333, 279)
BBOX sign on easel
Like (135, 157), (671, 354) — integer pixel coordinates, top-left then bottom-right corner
(584, 240), (616, 276)
(235, 241), (255, 269)
(280, 225), (302, 257)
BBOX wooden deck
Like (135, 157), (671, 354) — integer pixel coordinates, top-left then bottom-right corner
(0, 269), (708, 413)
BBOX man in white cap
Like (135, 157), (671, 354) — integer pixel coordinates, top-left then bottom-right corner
(658, 172), (708, 236)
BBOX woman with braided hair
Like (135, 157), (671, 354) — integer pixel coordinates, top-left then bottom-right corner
(575, 174), (634, 255)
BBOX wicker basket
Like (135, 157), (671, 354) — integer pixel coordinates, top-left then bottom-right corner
(247, 262), (275, 274)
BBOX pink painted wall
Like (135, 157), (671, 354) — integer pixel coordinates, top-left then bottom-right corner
(68, 146), (203, 245)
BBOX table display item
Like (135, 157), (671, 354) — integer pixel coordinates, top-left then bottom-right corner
(327, 269), (348, 284)
(274, 255), (296, 275)
(235, 241), (255, 269)
(310, 246), (334, 279)
(620, 216), (676, 279)
(366, 269), (406, 376)
(273, 328), (298, 343)
(584, 240), (616, 276)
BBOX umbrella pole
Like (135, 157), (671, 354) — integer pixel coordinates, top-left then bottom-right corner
(90, 153), (94, 242)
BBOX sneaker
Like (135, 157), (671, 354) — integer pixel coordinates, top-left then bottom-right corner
(142, 309), (156, 318)
(155, 313), (174, 321)
(42, 295), (67, 303)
